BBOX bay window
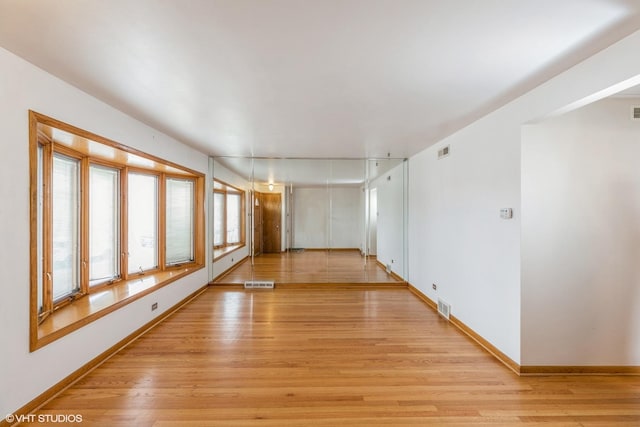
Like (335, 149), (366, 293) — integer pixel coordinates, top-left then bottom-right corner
(30, 111), (205, 351)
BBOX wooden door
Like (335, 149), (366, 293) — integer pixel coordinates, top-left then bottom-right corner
(261, 192), (282, 253)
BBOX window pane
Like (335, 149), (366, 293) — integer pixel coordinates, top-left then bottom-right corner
(128, 172), (158, 273)
(227, 193), (241, 244)
(166, 178), (194, 264)
(37, 145), (43, 312)
(213, 192), (224, 246)
(90, 165), (120, 285)
(52, 154), (80, 300)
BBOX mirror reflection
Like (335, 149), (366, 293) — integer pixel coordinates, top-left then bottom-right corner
(211, 157), (407, 285)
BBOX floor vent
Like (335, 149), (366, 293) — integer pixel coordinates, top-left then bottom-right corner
(437, 298), (451, 320)
(244, 280), (275, 289)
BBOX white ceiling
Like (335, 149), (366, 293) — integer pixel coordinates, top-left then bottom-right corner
(1, 0), (640, 160)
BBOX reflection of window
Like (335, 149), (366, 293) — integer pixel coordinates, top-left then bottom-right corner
(226, 193), (241, 244)
(213, 180), (244, 250)
(31, 111), (205, 349)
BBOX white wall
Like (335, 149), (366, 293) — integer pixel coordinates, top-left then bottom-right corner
(521, 97), (640, 365)
(211, 160), (251, 278)
(409, 121), (521, 362)
(408, 30), (640, 365)
(292, 186), (362, 249)
(0, 47), (210, 417)
(371, 162), (406, 278)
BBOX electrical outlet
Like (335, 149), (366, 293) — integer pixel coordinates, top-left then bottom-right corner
(151, 302), (158, 311)
(432, 283), (437, 291)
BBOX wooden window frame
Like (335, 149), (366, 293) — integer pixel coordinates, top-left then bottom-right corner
(29, 111), (205, 351)
(213, 179), (246, 252)
(165, 175), (197, 266)
(87, 161), (122, 290)
(125, 168), (161, 275)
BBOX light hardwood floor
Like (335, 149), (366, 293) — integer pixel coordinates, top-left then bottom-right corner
(24, 287), (640, 426)
(214, 250), (402, 284)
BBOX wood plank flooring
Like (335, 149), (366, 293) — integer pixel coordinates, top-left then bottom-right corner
(214, 250), (401, 284)
(24, 288), (640, 426)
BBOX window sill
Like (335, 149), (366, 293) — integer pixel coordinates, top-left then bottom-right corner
(32, 264), (204, 351)
(213, 244), (245, 261)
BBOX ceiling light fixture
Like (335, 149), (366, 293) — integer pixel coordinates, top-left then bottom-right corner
(268, 183), (274, 191)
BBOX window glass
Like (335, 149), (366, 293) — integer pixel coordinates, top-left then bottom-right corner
(127, 172), (158, 273)
(166, 177), (194, 264)
(52, 154), (80, 300)
(213, 192), (224, 246)
(89, 165), (120, 285)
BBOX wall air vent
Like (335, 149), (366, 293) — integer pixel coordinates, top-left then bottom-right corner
(437, 298), (451, 320)
(438, 145), (450, 159)
(632, 106), (640, 121)
(244, 280), (275, 289)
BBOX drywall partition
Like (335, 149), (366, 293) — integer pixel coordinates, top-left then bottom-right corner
(408, 29), (640, 365)
(0, 47), (209, 417)
(521, 97), (640, 366)
(211, 159), (251, 278)
(408, 118), (522, 363)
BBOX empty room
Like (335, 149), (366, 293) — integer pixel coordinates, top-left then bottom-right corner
(1, 1), (640, 426)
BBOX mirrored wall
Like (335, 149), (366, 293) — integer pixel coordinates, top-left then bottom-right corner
(211, 157), (407, 285)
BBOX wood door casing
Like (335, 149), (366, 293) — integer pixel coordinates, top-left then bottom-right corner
(261, 192), (281, 253)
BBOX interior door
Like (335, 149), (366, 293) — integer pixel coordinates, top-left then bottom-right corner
(262, 192), (282, 253)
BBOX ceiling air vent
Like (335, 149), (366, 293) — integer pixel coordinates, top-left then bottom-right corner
(437, 145), (450, 159)
(632, 106), (640, 121)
